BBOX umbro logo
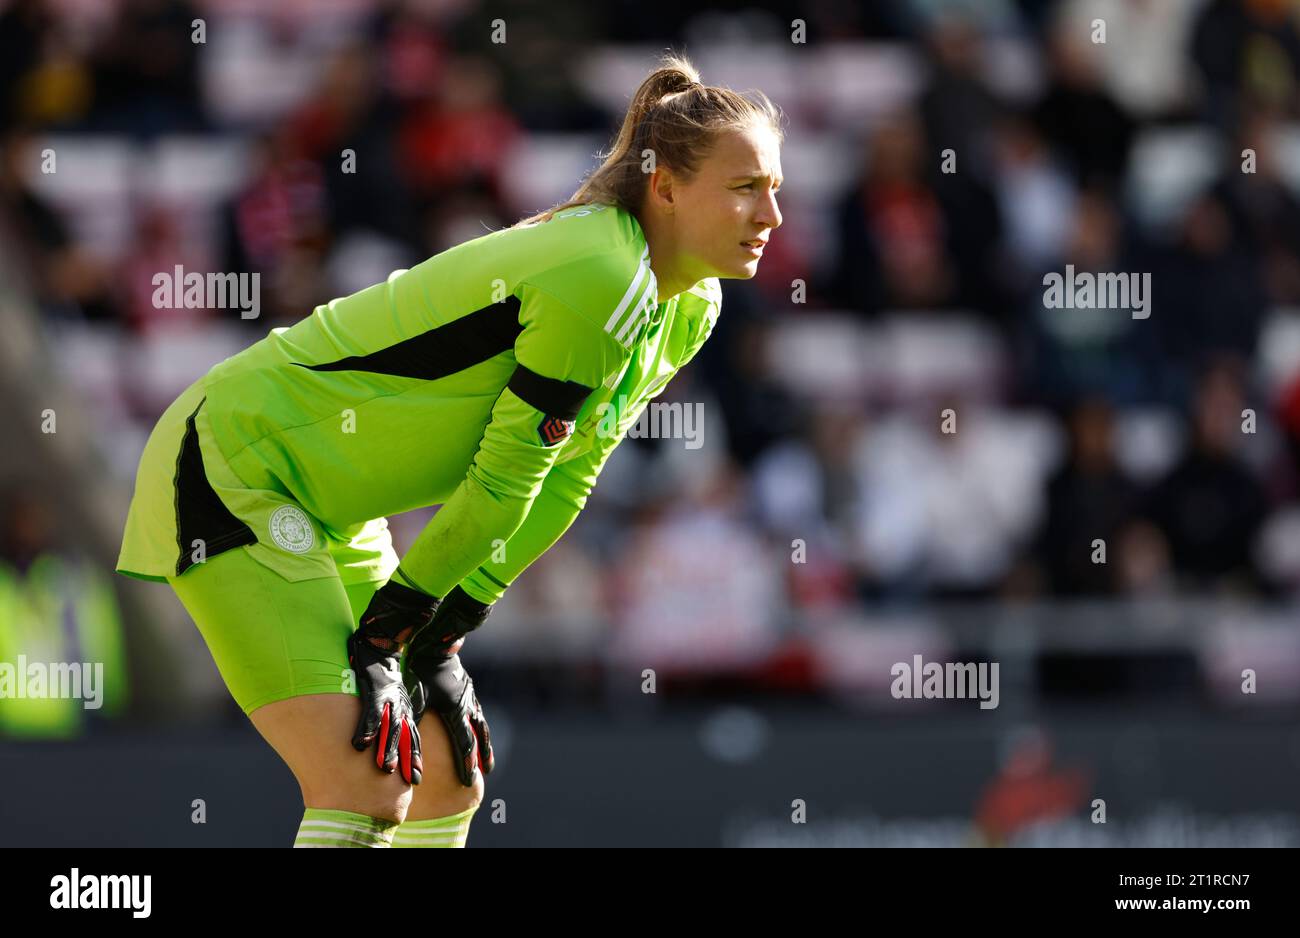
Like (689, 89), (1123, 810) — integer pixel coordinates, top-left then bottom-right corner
(537, 415), (575, 446)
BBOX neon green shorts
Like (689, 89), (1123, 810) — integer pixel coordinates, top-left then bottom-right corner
(168, 545), (381, 715)
(117, 375), (401, 714)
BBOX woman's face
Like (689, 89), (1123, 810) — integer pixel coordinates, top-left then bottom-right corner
(670, 125), (783, 282)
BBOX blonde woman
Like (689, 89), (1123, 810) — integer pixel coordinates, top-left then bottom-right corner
(116, 52), (783, 847)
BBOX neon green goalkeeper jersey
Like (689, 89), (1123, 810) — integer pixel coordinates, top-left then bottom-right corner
(123, 201), (720, 604)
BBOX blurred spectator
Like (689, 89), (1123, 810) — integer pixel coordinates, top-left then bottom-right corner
(1032, 398), (1142, 595)
(698, 309), (803, 469)
(1032, 21), (1136, 190)
(290, 42), (421, 248)
(918, 15), (1003, 168)
(1144, 359), (1271, 593)
(1192, 0), (1300, 131)
(86, 0), (206, 137)
(751, 405), (863, 611)
(120, 203), (212, 333)
(1211, 107), (1300, 306)
(1018, 188), (1157, 407)
(0, 0), (54, 132)
(0, 491), (130, 738)
(396, 54), (521, 215)
(1148, 191), (1268, 405)
(219, 127), (330, 326)
(917, 17), (1010, 322)
(2, 7), (93, 130)
(446, 0), (610, 131)
(990, 114), (1076, 291)
(374, 0), (450, 106)
(0, 130), (112, 320)
(1056, 0), (1197, 120)
(830, 112), (958, 314)
(0, 490), (54, 576)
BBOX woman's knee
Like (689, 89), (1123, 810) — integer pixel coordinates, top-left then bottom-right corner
(407, 770), (483, 821)
(302, 771), (414, 824)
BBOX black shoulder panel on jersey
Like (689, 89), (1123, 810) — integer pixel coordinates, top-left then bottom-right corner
(507, 365), (593, 420)
(296, 296), (523, 379)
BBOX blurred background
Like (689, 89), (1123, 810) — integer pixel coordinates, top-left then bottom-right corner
(2, 0), (1300, 846)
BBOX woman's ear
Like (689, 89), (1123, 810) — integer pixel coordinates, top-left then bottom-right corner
(647, 165), (676, 214)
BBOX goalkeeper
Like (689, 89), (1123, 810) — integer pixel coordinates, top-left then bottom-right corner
(116, 52), (783, 848)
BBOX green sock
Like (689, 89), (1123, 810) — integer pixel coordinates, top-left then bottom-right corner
(392, 805), (479, 848)
(293, 807), (399, 848)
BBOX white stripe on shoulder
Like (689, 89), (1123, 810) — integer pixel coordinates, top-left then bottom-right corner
(603, 247), (651, 335)
(616, 280), (655, 344)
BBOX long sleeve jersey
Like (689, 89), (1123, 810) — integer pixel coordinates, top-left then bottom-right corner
(190, 201), (720, 603)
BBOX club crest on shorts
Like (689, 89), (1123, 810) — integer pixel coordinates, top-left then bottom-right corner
(269, 505), (315, 553)
(538, 415), (575, 446)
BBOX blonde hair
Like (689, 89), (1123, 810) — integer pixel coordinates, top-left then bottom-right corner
(514, 51), (784, 227)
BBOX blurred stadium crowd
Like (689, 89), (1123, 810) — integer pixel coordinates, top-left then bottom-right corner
(3, 0), (1300, 723)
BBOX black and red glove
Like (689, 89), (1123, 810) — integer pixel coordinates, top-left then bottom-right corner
(347, 579), (438, 785)
(405, 586), (495, 787)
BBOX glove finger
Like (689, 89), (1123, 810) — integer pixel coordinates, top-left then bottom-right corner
(375, 701), (396, 773)
(406, 718), (423, 785)
(440, 709), (478, 788)
(468, 694), (494, 776)
(380, 700), (403, 773)
(351, 684), (381, 751)
(398, 716), (422, 785)
(459, 712), (482, 786)
(408, 679), (427, 726)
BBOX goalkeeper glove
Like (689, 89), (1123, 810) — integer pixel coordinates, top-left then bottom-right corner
(405, 586), (495, 787)
(347, 578), (438, 785)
